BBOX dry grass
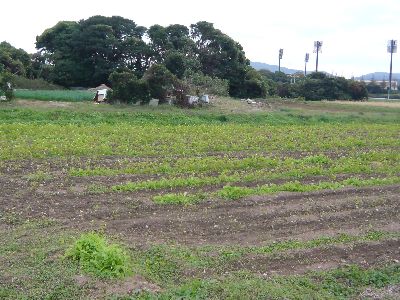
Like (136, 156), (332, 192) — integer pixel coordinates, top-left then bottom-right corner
(333, 100), (400, 108)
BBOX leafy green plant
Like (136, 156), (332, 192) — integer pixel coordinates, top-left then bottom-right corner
(25, 170), (53, 182)
(109, 70), (150, 104)
(65, 232), (132, 278)
(217, 186), (253, 200)
(87, 184), (109, 194)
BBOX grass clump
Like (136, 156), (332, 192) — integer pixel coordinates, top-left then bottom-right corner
(65, 232), (132, 278)
(217, 186), (253, 200)
(24, 170), (53, 182)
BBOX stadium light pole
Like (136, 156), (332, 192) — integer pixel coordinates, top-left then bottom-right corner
(279, 49), (283, 72)
(387, 40), (397, 100)
(314, 41), (323, 72)
(304, 53), (309, 76)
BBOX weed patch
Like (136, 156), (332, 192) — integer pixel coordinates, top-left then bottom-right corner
(150, 176), (400, 204)
(65, 232), (132, 278)
(128, 265), (400, 299)
(217, 186), (253, 200)
(24, 170), (53, 182)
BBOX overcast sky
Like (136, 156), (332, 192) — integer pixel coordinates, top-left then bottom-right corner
(2, 0), (400, 78)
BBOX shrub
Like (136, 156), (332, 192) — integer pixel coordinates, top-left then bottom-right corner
(143, 64), (178, 102)
(296, 73), (368, 101)
(184, 72), (229, 96)
(349, 80), (368, 100)
(276, 82), (292, 98)
(242, 68), (268, 98)
(109, 70), (150, 104)
(65, 232), (132, 278)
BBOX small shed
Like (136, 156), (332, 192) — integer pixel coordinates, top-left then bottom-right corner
(89, 84), (112, 102)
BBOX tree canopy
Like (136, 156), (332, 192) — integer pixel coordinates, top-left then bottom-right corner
(0, 15), (367, 102)
(0, 42), (32, 77)
(258, 70), (368, 101)
(36, 16), (149, 87)
(35, 16), (261, 98)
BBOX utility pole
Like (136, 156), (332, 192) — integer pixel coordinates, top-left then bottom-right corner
(387, 40), (397, 100)
(314, 41), (323, 72)
(304, 53), (309, 76)
(279, 49), (283, 72)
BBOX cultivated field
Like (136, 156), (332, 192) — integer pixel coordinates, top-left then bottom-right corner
(14, 90), (94, 102)
(1, 97), (400, 299)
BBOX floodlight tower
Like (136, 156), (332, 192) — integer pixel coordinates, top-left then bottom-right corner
(387, 39), (397, 100)
(314, 41), (323, 72)
(304, 53), (310, 76)
(279, 49), (283, 72)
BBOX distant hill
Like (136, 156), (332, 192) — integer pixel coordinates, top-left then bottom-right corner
(251, 62), (400, 81)
(355, 72), (400, 81)
(251, 62), (303, 74)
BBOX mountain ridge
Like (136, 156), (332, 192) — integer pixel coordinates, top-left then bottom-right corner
(250, 61), (303, 74)
(251, 61), (399, 81)
(354, 72), (400, 81)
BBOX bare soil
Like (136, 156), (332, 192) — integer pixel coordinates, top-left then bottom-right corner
(1, 156), (399, 276)
(14, 99), (73, 108)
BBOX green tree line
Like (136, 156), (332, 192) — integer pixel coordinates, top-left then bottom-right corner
(32, 16), (262, 99)
(0, 15), (368, 102)
(259, 70), (368, 101)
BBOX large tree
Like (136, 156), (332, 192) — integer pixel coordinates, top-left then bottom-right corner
(190, 21), (250, 97)
(36, 16), (263, 98)
(36, 16), (149, 87)
(0, 41), (32, 77)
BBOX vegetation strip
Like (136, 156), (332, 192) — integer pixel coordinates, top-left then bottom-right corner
(130, 231), (397, 270)
(107, 151), (399, 194)
(1, 123), (399, 160)
(14, 90), (93, 102)
(204, 231), (399, 258)
(69, 150), (400, 178)
(151, 176), (400, 204)
(1, 105), (400, 126)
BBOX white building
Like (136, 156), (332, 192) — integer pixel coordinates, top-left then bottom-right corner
(360, 80), (398, 91)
